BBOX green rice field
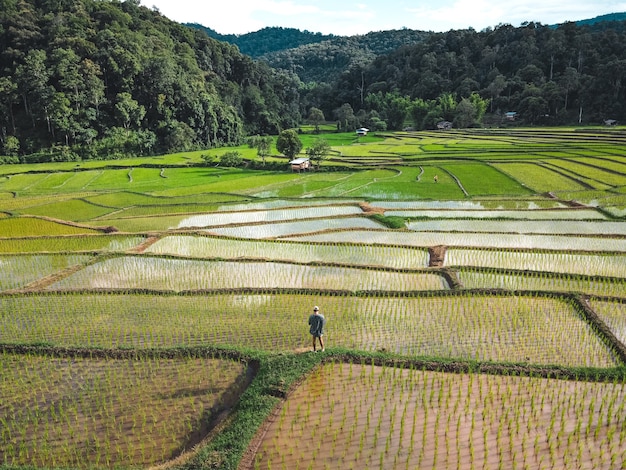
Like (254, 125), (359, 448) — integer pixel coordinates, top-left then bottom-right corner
(1, 128), (625, 470)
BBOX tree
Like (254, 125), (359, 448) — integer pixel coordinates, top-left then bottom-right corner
(0, 77), (18, 135)
(453, 98), (477, 128)
(334, 103), (358, 132)
(307, 107), (325, 133)
(218, 150), (243, 167)
(486, 74), (507, 112)
(15, 49), (52, 128)
(276, 129), (302, 159)
(247, 135), (273, 165)
(306, 138), (330, 169)
(114, 92), (145, 130)
(409, 98), (431, 130)
(2, 135), (20, 157)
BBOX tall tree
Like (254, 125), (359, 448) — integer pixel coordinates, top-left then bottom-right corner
(276, 129), (302, 159)
(306, 137), (330, 169)
(307, 107), (325, 133)
(248, 134), (273, 165)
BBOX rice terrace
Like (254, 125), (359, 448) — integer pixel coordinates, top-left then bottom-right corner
(1, 127), (626, 470)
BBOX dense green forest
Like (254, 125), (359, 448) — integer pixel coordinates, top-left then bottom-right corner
(325, 20), (626, 128)
(264, 19), (626, 131)
(0, 0), (301, 161)
(1, 0), (625, 163)
(185, 25), (336, 59)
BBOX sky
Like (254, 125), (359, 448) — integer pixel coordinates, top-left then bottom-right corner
(145, 0), (626, 36)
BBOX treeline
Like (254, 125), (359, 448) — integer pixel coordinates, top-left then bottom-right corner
(0, 0), (301, 161)
(300, 20), (626, 128)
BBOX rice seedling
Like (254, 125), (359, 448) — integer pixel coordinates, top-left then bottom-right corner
(591, 299), (626, 345)
(458, 268), (626, 298)
(287, 230), (626, 252)
(145, 235), (430, 269)
(0, 217), (101, 237)
(0, 351), (247, 468)
(252, 362), (626, 470)
(2, 128), (625, 470)
(175, 205), (364, 228)
(385, 208), (607, 220)
(1, 292), (618, 367)
(405, 219), (626, 236)
(445, 248), (626, 278)
(45, 256), (447, 292)
(0, 235), (146, 254)
(0, 254), (92, 291)
(492, 162), (595, 192)
(208, 217), (384, 239)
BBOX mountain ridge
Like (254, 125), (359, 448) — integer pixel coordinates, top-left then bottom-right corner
(186, 11), (626, 58)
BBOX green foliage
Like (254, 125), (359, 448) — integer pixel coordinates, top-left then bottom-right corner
(305, 137), (330, 168)
(218, 151), (244, 168)
(0, 0), (300, 159)
(368, 214), (407, 229)
(186, 25), (335, 58)
(325, 22), (626, 127)
(247, 135), (273, 164)
(307, 107), (325, 134)
(261, 29), (428, 83)
(2, 136), (19, 157)
(276, 129), (303, 158)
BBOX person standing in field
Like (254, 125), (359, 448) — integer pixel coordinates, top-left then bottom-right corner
(308, 306), (326, 352)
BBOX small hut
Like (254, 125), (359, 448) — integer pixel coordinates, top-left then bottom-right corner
(289, 157), (310, 172)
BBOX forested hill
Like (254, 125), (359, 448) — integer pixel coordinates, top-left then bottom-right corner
(573, 12), (626, 27)
(184, 25), (335, 58)
(277, 18), (624, 134)
(0, 0), (301, 161)
(185, 26), (430, 84)
(261, 29), (429, 84)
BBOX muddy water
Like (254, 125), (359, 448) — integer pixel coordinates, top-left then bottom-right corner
(249, 363), (626, 470)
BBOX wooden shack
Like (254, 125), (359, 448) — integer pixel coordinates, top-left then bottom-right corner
(289, 157), (310, 171)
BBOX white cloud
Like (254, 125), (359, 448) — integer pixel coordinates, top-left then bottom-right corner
(148, 0), (626, 35)
(405, 0), (626, 32)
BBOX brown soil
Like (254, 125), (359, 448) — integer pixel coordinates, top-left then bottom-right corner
(128, 235), (161, 253)
(428, 245), (447, 267)
(10, 263), (89, 292)
(358, 202), (386, 215)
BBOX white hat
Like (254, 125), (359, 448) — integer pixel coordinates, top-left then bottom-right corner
(313, 306), (319, 311)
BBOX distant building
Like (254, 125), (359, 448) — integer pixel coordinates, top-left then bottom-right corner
(289, 157), (310, 171)
(436, 121), (452, 130)
(356, 127), (369, 136)
(605, 119), (618, 126)
(505, 111), (518, 121)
